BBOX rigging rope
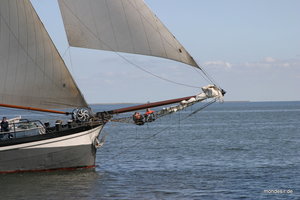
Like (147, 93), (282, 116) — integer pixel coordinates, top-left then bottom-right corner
(110, 98), (218, 159)
(192, 64), (221, 89)
(113, 53), (201, 88)
(111, 100), (218, 126)
(61, 46), (70, 58)
(187, 99), (217, 117)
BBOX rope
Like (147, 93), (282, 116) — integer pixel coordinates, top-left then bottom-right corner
(192, 64), (220, 88)
(109, 98), (217, 159)
(61, 46), (70, 58)
(187, 99), (217, 117)
(114, 53), (201, 88)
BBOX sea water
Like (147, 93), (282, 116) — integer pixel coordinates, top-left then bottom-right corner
(0, 102), (299, 200)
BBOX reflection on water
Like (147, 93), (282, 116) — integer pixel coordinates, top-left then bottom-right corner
(1, 170), (100, 200)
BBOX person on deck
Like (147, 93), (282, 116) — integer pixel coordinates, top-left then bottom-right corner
(145, 108), (154, 115)
(133, 112), (144, 125)
(1, 117), (9, 132)
(144, 108), (155, 122)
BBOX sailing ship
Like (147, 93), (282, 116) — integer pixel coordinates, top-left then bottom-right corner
(0, 0), (225, 173)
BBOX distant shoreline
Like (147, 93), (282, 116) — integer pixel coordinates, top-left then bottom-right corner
(89, 100), (300, 105)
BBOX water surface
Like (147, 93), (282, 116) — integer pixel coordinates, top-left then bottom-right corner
(0, 102), (299, 199)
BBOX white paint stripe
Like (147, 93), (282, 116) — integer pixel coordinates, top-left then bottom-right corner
(0, 125), (103, 151)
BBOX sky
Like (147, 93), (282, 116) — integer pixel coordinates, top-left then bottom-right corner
(31, 0), (300, 103)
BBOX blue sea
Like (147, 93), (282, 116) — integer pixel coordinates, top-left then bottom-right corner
(0, 101), (299, 200)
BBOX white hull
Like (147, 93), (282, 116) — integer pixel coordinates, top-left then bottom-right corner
(0, 125), (104, 173)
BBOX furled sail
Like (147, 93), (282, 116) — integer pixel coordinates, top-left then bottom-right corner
(58, 0), (199, 67)
(0, 0), (87, 109)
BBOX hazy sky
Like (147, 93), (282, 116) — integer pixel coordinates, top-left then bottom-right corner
(31, 0), (300, 103)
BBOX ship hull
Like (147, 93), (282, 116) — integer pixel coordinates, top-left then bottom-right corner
(0, 125), (103, 173)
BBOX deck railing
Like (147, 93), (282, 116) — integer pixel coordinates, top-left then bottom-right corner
(0, 119), (45, 141)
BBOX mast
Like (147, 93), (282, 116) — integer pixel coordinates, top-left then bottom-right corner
(104, 95), (198, 115)
(0, 103), (69, 115)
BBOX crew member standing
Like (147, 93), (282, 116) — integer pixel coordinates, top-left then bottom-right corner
(1, 117), (9, 132)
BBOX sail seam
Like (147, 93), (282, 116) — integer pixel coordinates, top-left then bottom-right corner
(121, 0), (136, 53)
(128, 0), (175, 59)
(88, 0), (103, 50)
(14, 1), (20, 100)
(128, 1), (182, 55)
(2, 1), (11, 101)
(30, 2), (39, 101)
(0, 14), (1, 103)
(133, 0), (152, 55)
(104, 0), (120, 52)
(23, 0), (30, 106)
(127, 0), (193, 65)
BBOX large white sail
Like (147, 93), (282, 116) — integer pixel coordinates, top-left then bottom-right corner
(58, 0), (199, 67)
(0, 0), (87, 109)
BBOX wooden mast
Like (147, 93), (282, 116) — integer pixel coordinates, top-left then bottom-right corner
(0, 103), (69, 115)
(1, 95), (206, 117)
(108, 95), (197, 114)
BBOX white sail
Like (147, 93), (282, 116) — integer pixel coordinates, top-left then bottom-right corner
(58, 0), (199, 67)
(0, 0), (87, 109)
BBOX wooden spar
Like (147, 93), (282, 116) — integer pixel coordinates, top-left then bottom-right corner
(109, 95), (196, 114)
(0, 103), (69, 115)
